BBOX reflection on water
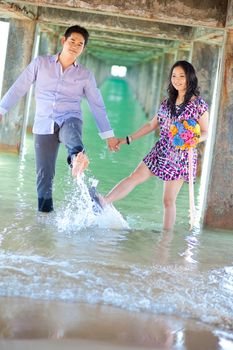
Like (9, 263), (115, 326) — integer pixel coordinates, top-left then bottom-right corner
(0, 78), (233, 348)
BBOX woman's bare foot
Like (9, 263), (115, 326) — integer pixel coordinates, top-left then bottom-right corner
(98, 193), (107, 208)
(72, 152), (89, 177)
(88, 187), (106, 209)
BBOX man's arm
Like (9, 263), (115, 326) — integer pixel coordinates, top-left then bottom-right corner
(84, 71), (119, 151)
(0, 57), (38, 116)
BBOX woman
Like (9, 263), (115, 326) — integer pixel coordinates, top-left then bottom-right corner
(100, 61), (209, 230)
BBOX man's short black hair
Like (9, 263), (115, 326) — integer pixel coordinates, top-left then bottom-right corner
(64, 25), (89, 46)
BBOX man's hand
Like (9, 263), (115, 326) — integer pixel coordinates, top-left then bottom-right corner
(107, 137), (120, 152)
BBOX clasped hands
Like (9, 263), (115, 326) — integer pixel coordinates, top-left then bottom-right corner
(107, 137), (129, 152)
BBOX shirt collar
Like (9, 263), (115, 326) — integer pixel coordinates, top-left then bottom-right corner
(52, 53), (78, 67)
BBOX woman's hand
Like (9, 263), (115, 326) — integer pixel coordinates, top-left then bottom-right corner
(118, 137), (128, 145)
(107, 137), (120, 151)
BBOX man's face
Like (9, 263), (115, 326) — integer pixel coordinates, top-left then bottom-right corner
(61, 32), (85, 59)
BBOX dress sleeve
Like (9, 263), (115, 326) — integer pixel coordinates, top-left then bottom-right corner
(197, 97), (208, 119)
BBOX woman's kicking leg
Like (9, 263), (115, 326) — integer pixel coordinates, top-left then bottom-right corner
(104, 162), (153, 204)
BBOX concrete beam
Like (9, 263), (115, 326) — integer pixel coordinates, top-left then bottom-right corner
(36, 7), (193, 66)
(42, 23), (182, 50)
(192, 27), (224, 45)
(88, 30), (180, 49)
(36, 7), (192, 41)
(86, 37), (172, 66)
(0, 1), (36, 20)
(2, 0), (228, 28)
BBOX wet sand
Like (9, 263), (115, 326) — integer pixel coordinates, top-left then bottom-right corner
(0, 297), (224, 350)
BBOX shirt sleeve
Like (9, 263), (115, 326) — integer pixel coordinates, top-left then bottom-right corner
(0, 57), (39, 115)
(84, 71), (114, 139)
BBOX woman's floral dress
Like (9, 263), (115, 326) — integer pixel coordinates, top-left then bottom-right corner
(143, 96), (208, 182)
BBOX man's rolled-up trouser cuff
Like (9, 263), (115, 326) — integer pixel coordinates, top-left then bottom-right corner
(38, 198), (54, 212)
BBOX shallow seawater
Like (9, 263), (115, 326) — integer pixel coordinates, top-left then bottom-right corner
(0, 77), (233, 349)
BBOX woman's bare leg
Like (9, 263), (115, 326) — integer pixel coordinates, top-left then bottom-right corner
(163, 179), (184, 230)
(104, 162), (153, 204)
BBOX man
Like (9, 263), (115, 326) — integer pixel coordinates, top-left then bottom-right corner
(0, 25), (119, 213)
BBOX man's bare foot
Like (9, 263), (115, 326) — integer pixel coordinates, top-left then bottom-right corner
(72, 152), (89, 177)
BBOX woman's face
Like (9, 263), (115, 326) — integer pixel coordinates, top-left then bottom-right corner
(171, 66), (187, 93)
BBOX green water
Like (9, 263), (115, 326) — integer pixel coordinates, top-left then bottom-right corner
(0, 77), (233, 348)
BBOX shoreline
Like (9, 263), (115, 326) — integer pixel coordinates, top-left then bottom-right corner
(0, 296), (227, 349)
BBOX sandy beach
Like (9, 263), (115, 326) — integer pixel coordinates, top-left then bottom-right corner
(0, 297), (224, 350)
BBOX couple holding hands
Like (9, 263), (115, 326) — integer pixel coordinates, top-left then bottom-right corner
(0, 25), (208, 230)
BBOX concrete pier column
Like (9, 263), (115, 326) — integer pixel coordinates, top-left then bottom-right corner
(80, 53), (110, 85)
(0, 18), (36, 153)
(93, 60), (108, 86)
(137, 63), (148, 109)
(126, 64), (141, 106)
(191, 42), (220, 106)
(203, 30), (233, 230)
(38, 31), (50, 56)
(127, 61), (154, 116)
(39, 28), (59, 56)
(154, 55), (165, 112)
(126, 57), (163, 117)
(176, 49), (190, 61)
(159, 52), (176, 102)
(125, 65), (137, 98)
(191, 41), (220, 176)
(144, 59), (159, 116)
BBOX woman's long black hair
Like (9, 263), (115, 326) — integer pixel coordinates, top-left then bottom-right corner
(167, 60), (200, 116)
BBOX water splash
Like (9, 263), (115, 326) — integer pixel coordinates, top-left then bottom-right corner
(95, 204), (130, 230)
(55, 175), (129, 231)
